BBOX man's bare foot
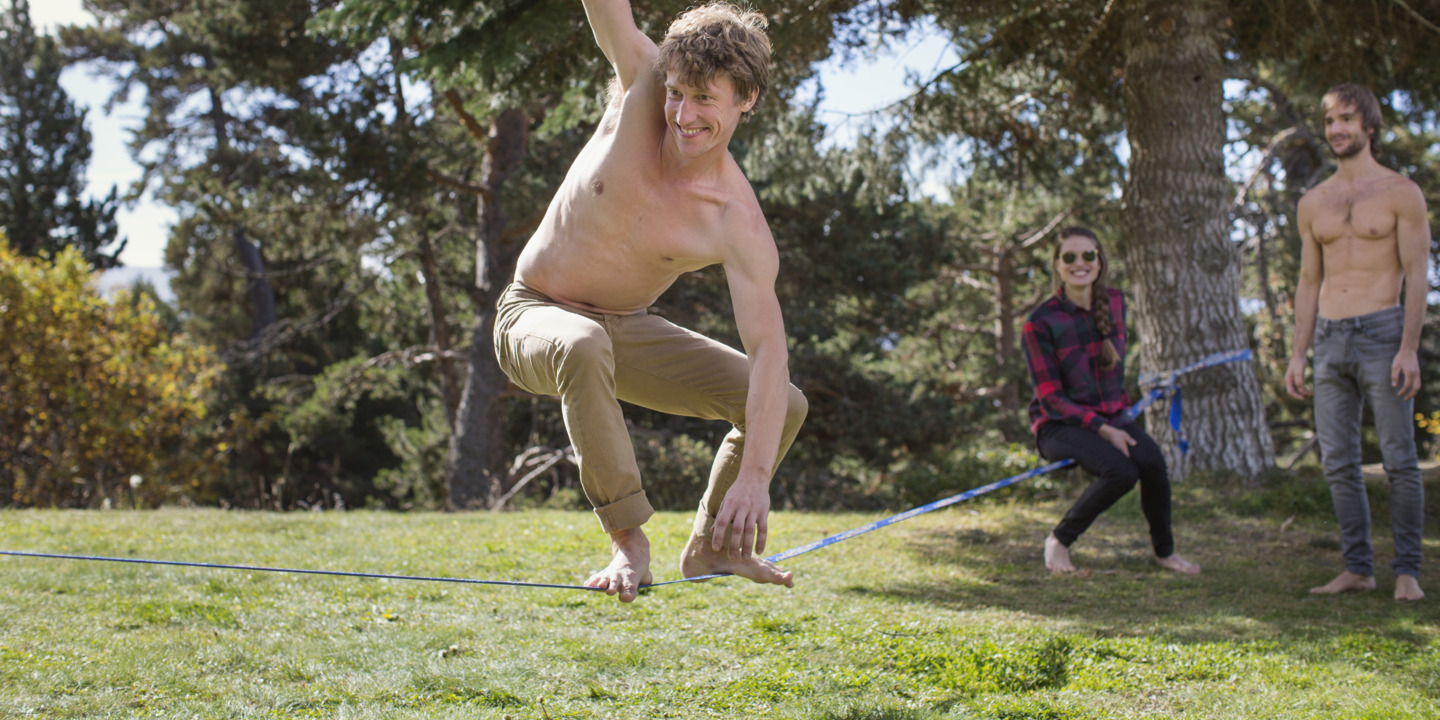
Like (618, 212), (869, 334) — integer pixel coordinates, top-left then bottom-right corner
(1395, 575), (1425, 601)
(1044, 534), (1077, 573)
(1155, 553), (1200, 575)
(1309, 570), (1376, 595)
(679, 532), (794, 588)
(584, 527), (653, 603)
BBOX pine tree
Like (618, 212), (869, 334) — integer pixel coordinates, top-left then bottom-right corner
(0, 0), (121, 269)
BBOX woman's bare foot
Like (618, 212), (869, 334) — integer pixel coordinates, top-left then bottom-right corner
(1155, 552), (1200, 575)
(1044, 534), (1077, 573)
(1395, 575), (1425, 601)
(679, 532), (794, 587)
(1309, 570), (1376, 595)
(584, 527), (654, 603)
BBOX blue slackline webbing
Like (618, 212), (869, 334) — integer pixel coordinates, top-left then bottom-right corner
(644, 457), (1085, 586)
(0, 550), (605, 590)
(1, 348), (1252, 591)
(649, 347), (1254, 586)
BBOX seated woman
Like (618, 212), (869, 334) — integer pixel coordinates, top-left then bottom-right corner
(1021, 226), (1200, 575)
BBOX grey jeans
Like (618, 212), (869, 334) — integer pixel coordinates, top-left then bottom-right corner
(1313, 305), (1424, 578)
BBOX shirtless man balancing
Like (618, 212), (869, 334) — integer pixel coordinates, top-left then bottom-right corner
(1286, 83), (1430, 602)
(492, 1), (806, 603)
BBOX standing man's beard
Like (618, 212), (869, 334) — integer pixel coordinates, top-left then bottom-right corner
(1330, 134), (1368, 159)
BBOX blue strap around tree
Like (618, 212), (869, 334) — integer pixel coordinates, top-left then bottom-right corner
(1139, 348), (1252, 458)
(1169, 386), (1188, 455)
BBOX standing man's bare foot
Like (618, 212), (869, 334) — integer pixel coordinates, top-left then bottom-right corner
(1044, 534), (1077, 573)
(1155, 553), (1200, 575)
(679, 532), (794, 588)
(584, 527), (654, 603)
(1309, 570), (1377, 595)
(1395, 575), (1425, 601)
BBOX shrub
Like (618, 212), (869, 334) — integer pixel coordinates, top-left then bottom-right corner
(0, 239), (227, 507)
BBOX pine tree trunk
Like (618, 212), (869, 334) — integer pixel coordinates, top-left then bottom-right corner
(994, 245), (1022, 421)
(446, 108), (530, 509)
(417, 229), (463, 427)
(233, 228), (275, 338)
(1119, 0), (1274, 479)
(447, 309), (511, 509)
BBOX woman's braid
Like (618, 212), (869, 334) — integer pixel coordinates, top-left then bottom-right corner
(1091, 278), (1120, 371)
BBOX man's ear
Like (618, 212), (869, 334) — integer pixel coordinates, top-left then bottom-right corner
(739, 88), (758, 114)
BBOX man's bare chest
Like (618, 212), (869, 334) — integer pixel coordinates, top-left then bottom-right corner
(1311, 187), (1397, 244)
(565, 178), (723, 270)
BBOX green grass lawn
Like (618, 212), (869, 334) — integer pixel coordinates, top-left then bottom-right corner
(2, 478), (1438, 719)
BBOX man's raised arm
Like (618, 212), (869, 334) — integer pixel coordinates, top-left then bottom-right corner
(580, 0), (658, 91)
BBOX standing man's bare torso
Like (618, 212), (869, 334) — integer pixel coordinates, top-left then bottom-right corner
(1301, 171), (1416, 319)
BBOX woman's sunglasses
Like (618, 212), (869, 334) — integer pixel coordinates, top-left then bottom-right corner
(1061, 250), (1098, 264)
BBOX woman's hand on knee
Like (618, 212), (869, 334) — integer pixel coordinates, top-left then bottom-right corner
(1097, 424), (1136, 457)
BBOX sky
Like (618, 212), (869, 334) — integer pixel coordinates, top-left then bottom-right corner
(30, 0), (956, 270)
(34, 0), (177, 268)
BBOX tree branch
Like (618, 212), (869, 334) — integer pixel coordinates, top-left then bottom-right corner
(1232, 127), (1296, 210)
(444, 88), (490, 144)
(1055, 0), (1119, 83)
(1392, 0), (1440, 35)
(492, 447), (575, 511)
(426, 167), (490, 198)
(946, 263), (998, 276)
(952, 273), (994, 292)
(1019, 207), (1075, 249)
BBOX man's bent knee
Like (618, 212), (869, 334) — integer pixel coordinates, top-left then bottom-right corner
(786, 386), (809, 430)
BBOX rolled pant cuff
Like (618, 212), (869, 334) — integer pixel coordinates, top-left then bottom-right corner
(593, 491), (654, 534)
(692, 508), (717, 539)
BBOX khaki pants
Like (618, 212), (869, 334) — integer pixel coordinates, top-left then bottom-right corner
(493, 281), (808, 535)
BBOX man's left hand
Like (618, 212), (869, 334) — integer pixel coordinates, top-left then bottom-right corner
(710, 475), (771, 558)
(1392, 349), (1422, 400)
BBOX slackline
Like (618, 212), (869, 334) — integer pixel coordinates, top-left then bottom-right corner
(1, 348), (1252, 592)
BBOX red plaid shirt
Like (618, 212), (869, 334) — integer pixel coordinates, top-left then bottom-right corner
(1022, 287), (1131, 435)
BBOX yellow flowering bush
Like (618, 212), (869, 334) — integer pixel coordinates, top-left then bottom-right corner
(1416, 411), (1440, 461)
(0, 238), (226, 507)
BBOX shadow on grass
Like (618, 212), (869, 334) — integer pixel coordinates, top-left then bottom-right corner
(846, 478), (1440, 649)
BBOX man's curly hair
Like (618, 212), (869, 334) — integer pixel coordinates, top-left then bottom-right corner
(656, 3), (771, 122)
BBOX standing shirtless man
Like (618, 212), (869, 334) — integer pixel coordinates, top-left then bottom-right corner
(492, 0), (807, 602)
(1286, 83), (1430, 602)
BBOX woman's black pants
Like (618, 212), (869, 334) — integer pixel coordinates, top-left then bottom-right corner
(1037, 421), (1175, 558)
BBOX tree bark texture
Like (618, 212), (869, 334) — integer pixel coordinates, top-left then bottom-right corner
(446, 107), (530, 510)
(1119, 0), (1274, 478)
